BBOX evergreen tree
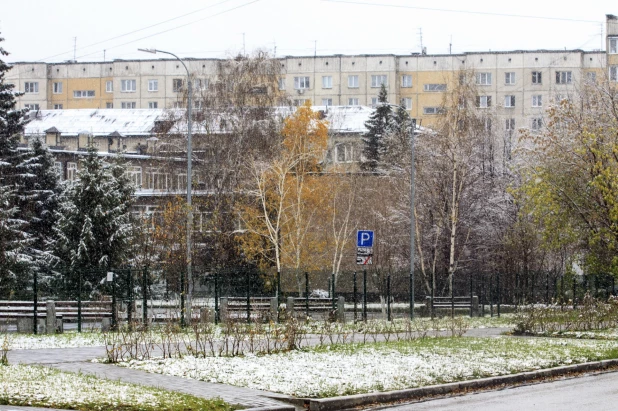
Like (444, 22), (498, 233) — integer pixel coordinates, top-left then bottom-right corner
(53, 145), (135, 293)
(17, 138), (60, 277)
(0, 34), (30, 297)
(361, 84), (393, 172)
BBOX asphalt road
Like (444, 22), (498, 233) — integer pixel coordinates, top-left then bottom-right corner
(378, 371), (618, 411)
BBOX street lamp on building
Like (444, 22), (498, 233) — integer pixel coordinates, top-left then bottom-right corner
(138, 48), (193, 324)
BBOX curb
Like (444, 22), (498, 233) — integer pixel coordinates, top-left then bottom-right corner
(242, 406), (295, 411)
(308, 358), (618, 411)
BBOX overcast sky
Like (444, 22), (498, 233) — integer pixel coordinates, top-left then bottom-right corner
(0, 0), (613, 63)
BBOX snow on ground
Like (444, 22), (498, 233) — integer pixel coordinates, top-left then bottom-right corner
(117, 336), (618, 397)
(5, 331), (106, 349)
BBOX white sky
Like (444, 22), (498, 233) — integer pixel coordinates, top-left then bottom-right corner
(0, 0), (614, 63)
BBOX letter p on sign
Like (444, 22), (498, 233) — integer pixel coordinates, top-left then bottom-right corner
(357, 230), (374, 247)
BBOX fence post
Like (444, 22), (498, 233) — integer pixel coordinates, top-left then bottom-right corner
(363, 269), (367, 322)
(276, 271), (281, 323)
(331, 273), (336, 311)
(305, 272), (309, 320)
(142, 267), (148, 326)
(33, 270), (38, 335)
(469, 274), (473, 318)
(286, 296), (295, 319)
(337, 296), (345, 323)
(220, 297), (228, 323)
(246, 269), (251, 324)
(111, 270), (117, 331)
(489, 273), (493, 318)
(353, 272), (358, 323)
(46, 301), (57, 334)
(127, 269), (133, 329)
(77, 269), (82, 333)
(214, 272), (219, 325)
(497, 272), (501, 317)
(387, 274), (391, 321)
(180, 268), (186, 328)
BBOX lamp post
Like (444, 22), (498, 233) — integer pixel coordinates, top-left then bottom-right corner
(138, 48), (193, 324)
(382, 103), (416, 319)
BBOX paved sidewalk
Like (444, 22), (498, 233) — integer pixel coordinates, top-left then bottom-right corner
(7, 345), (293, 409)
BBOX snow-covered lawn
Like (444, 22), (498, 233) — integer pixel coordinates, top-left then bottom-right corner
(118, 336), (618, 397)
(5, 331), (106, 349)
(0, 364), (233, 410)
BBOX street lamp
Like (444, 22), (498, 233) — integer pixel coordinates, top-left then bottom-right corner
(138, 48), (193, 324)
(382, 103), (417, 319)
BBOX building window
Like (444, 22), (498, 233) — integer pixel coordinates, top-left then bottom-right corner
(504, 95), (515, 108)
(610, 37), (618, 54)
(611, 66), (618, 82)
(294, 76), (310, 89)
(532, 95), (542, 107)
(322, 76), (332, 89)
(586, 71), (597, 82)
(121, 79), (136, 92)
(477, 95), (492, 108)
(25, 104), (40, 110)
(556, 71), (572, 84)
(401, 75), (412, 88)
(148, 79), (158, 92)
(73, 90), (95, 98)
(555, 94), (568, 103)
(348, 75), (359, 88)
(177, 174), (188, 191)
(54, 162), (63, 179)
(423, 83), (446, 92)
(423, 106), (443, 115)
(125, 166), (142, 188)
(121, 102), (136, 109)
(335, 143), (354, 163)
(106, 102), (113, 109)
(531, 117), (543, 130)
(401, 97), (412, 109)
(148, 101), (158, 109)
(53, 82), (63, 94)
(53, 104), (63, 110)
(505, 119), (515, 161)
(193, 78), (208, 90)
(532, 71), (542, 84)
(172, 79), (184, 92)
(321, 98), (333, 106)
(476, 72), (492, 85)
(348, 98), (359, 106)
(370, 97), (379, 108)
(173, 101), (183, 108)
(106, 81), (113, 93)
(24, 82), (39, 93)
(505, 72), (515, 85)
(505, 118), (515, 134)
(278, 78), (286, 90)
(67, 162), (77, 181)
(149, 170), (169, 190)
(293, 99), (308, 106)
(193, 100), (203, 110)
(371, 75), (387, 88)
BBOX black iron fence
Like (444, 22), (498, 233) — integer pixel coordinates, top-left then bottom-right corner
(2, 265), (616, 332)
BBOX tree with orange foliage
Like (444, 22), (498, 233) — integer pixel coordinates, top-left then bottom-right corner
(238, 101), (328, 294)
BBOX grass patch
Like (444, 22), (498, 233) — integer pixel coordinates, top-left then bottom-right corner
(119, 336), (618, 397)
(0, 364), (236, 411)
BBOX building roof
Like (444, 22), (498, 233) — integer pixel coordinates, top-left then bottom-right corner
(24, 109), (165, 137)
(24, 106), (380, 137)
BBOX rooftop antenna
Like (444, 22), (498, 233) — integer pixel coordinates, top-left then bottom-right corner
(314, 40), (317, 57)
(103, 49), (106, 61)
(449, 35), (452, 54)
(418, 29), (423, 52)
(73, 37), (77, 62)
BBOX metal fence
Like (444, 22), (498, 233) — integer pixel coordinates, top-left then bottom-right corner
(2, 265), (616, 332)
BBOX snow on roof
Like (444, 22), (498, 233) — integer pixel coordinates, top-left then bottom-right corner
(24, 109), (165, 137)
(23, 106), (378, 137)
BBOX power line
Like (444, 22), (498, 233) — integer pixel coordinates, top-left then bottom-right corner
(323, 0), (601, 24)
(75, 0), (261, 61)
(37, 0), (253, 62)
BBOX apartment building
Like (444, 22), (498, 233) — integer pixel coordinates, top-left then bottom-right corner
(8, 15), (618, 139)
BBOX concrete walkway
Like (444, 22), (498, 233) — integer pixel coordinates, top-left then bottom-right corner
(5, 326), (509, 410)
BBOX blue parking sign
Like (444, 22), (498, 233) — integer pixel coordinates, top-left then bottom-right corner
(357, 230), (374, 247)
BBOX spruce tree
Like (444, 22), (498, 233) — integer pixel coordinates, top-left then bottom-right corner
(0, 34), (30, 297)
(361, 84), (392, 172)
(53, 145), (135, 293)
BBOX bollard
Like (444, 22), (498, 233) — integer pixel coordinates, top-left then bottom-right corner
(286, 296), (295, 319)
(219, 297), (229, 323)
(337, 297), (346, 323)
(270, 297), (278, 321)
(46, 301), (56, 335)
